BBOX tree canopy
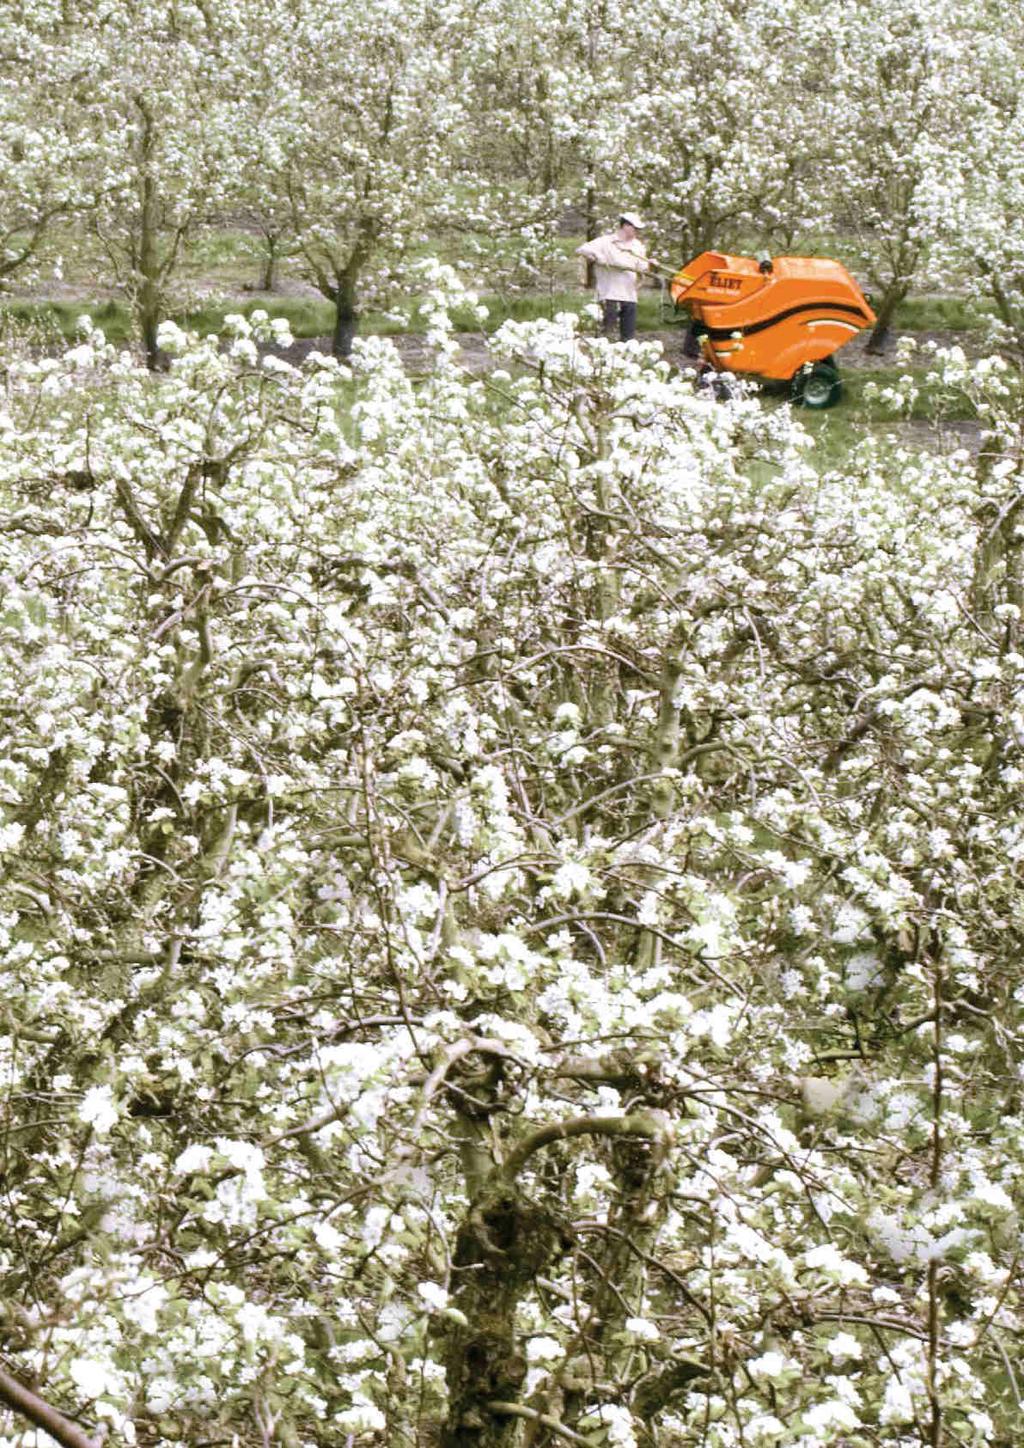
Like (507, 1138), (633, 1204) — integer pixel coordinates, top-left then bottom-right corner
(1, 289), (1024, 1444)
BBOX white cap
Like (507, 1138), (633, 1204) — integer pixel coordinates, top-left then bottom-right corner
(619, 212), (646, 230)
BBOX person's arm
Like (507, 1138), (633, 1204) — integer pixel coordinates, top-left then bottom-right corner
(576, 237), (603, 262)
(607, 240), (649, 275)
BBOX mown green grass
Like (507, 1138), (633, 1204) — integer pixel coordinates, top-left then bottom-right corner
(891, 294), (991, 331)
(185, 295), (338, 337)
(0, 298), (136, 344)
(790, 363), (979, 466)
(0, 287), (678, 345)
(841, 365), (978, 421)
(0, 294), (338, 343)
(794, 404), (901, 467)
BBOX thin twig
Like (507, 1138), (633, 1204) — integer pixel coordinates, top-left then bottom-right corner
(487, 1401), (593, 1446)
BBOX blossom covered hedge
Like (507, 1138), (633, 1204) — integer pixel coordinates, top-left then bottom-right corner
(2, 292), (1024, 1447)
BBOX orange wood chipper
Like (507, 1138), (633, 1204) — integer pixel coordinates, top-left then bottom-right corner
(668, 252), (876, 408)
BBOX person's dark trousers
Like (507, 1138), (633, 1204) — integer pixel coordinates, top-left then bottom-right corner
(602, 299), (637, 341)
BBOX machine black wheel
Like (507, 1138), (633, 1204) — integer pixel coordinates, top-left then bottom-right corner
(795, 360), (842, 410)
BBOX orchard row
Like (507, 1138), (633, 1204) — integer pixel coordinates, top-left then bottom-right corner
(4, 0), (1024, 361)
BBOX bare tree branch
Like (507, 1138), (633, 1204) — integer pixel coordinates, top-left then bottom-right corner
(487, 1400), (593, 1446)
(502, 1112), (668, 1181)
(0, 1363), (101, 1448)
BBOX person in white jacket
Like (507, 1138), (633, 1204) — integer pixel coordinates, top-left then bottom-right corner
(576, 212), (659, 341)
